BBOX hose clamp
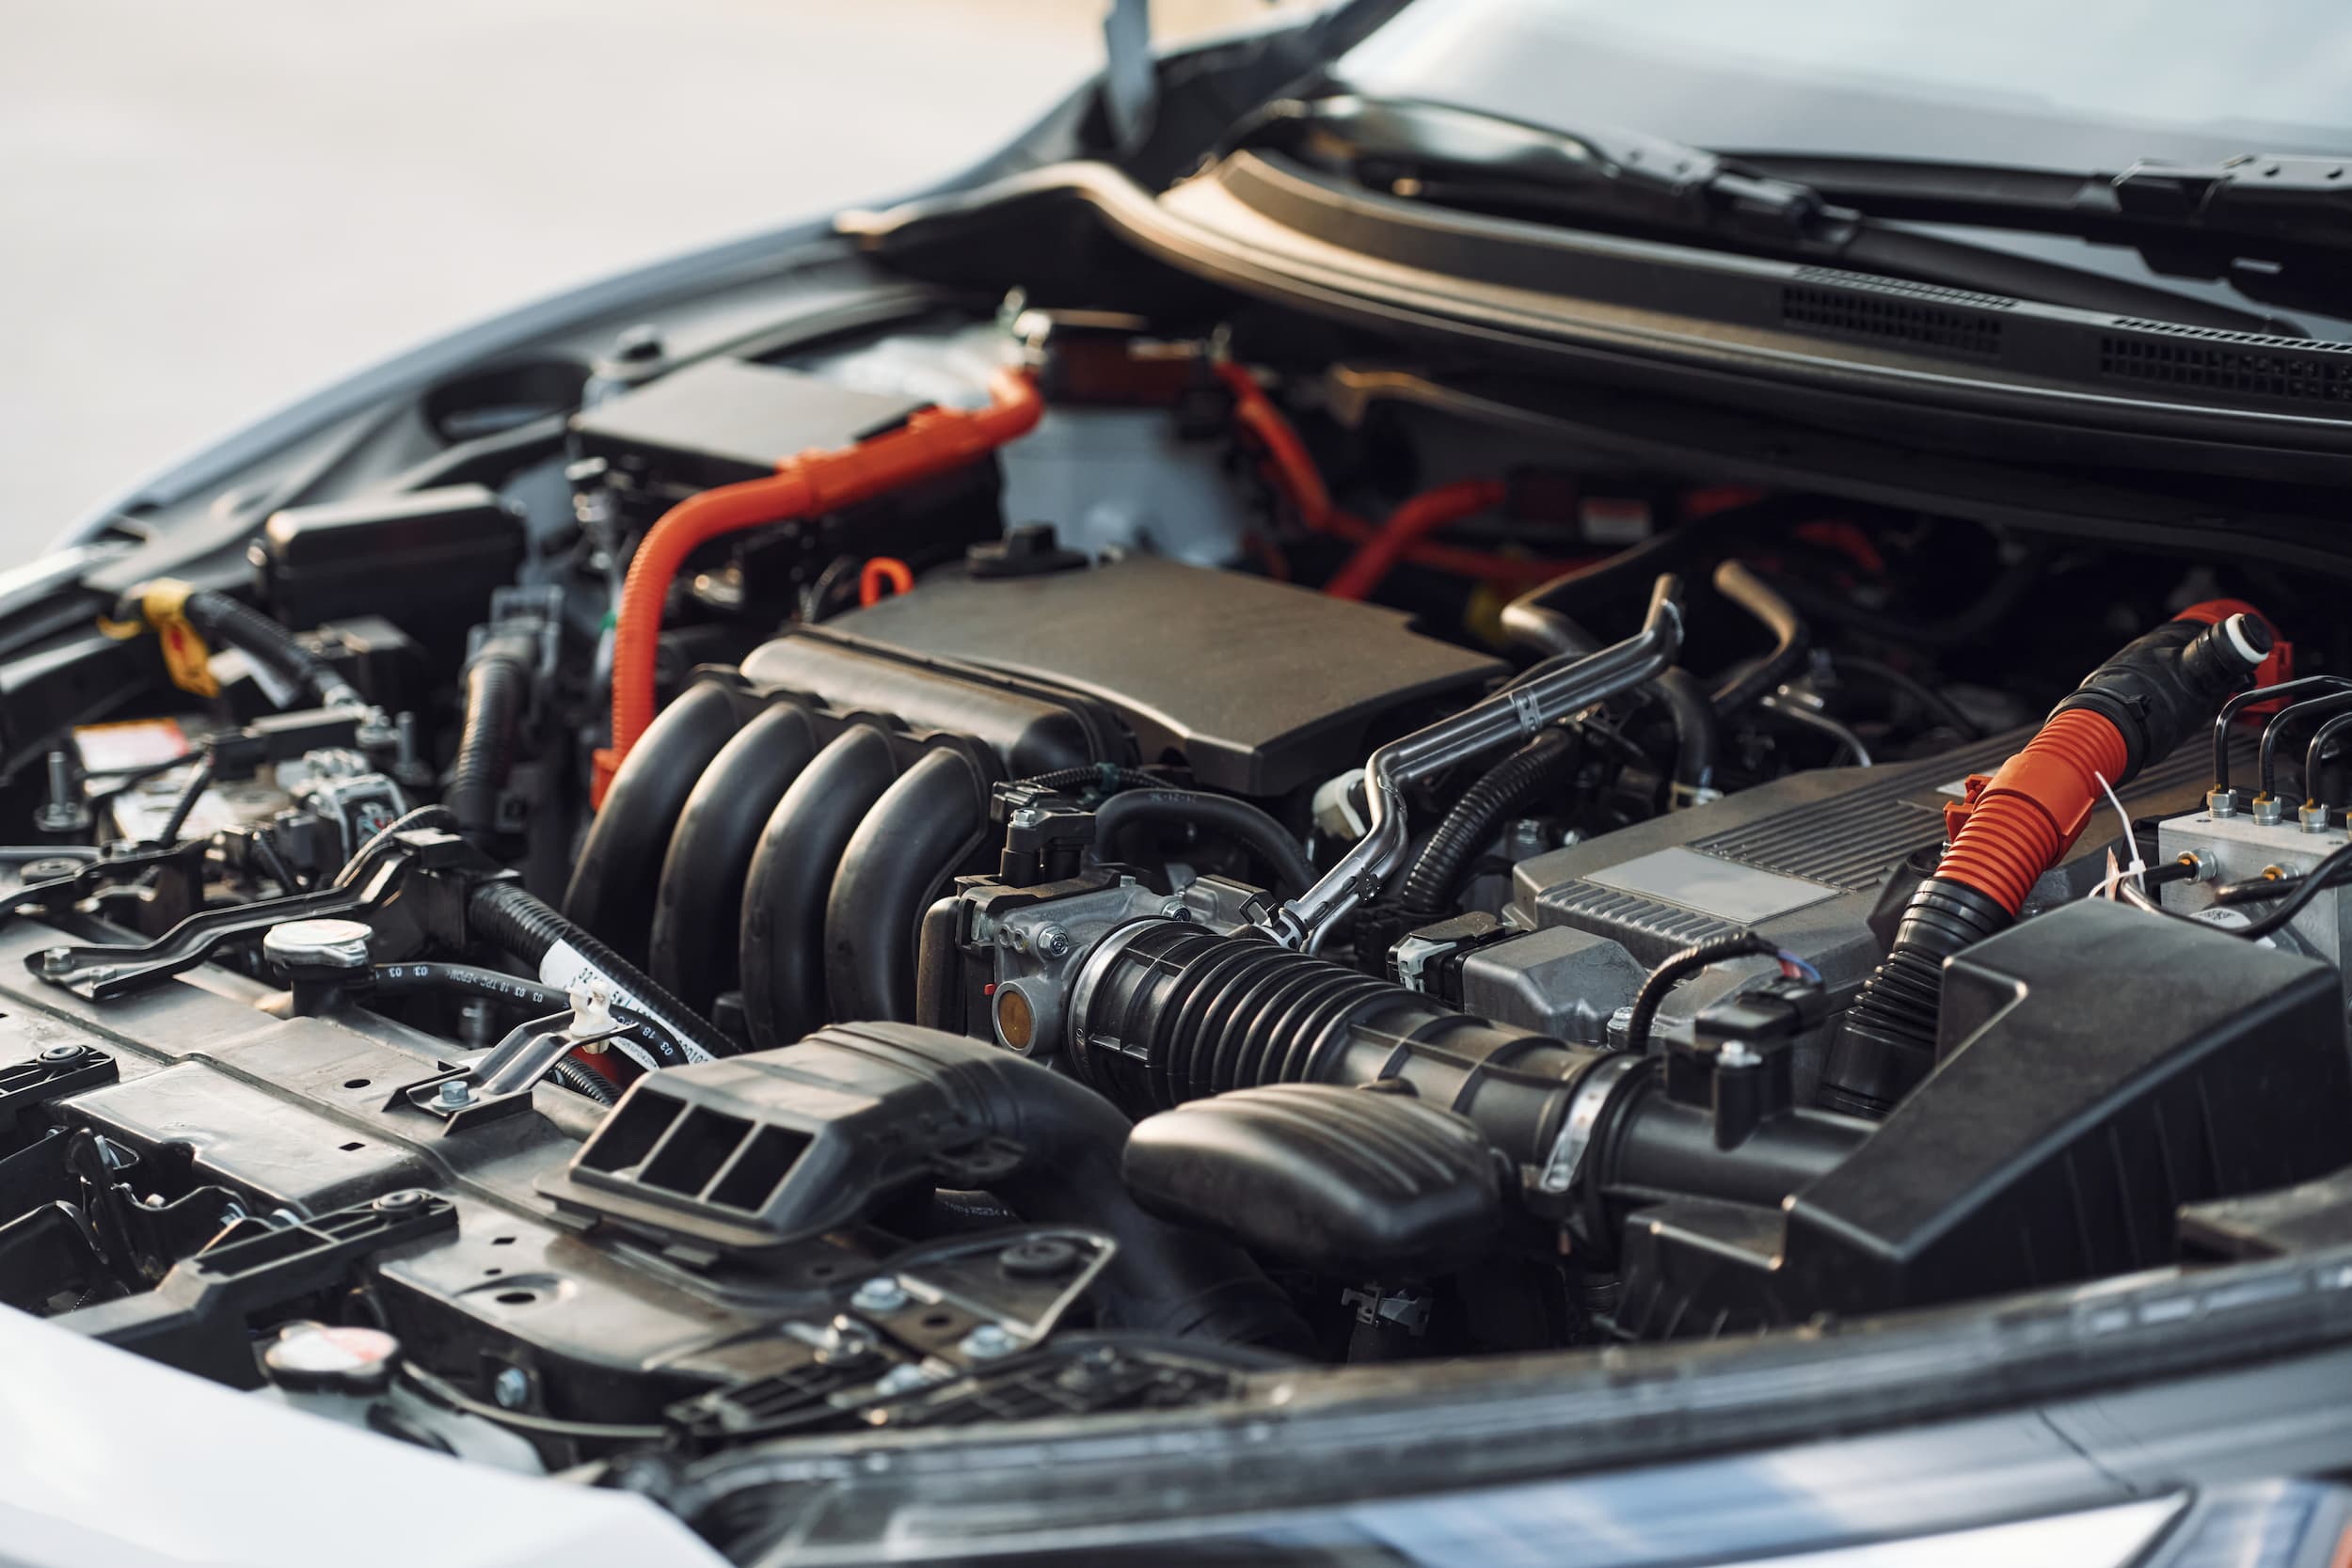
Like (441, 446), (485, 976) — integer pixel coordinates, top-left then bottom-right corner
(1537, 1052), (1642, 1196)
(1062, 917), (1182, 1062)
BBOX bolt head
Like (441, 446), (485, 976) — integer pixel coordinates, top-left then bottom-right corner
(1158, 899), (1189, 920)
(37, 1044), (82, 1065)
(492, 1366), (532, 1409)
(437, 1079), (472, 1108)
(1036, 925), (1073, 960)
(850, 1276), (910, 1314)
(958, 1323), (1020, 1360)
(372, 1189), (427, 1212)
(873, 1363), (932, 1399)
(39, 948), (74, 975)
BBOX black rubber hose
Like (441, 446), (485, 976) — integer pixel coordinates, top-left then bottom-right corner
(361, 959), (680, 1067)
(1092, 788), (1316, 898)
(1395, 725), (1580, 913)
(445, 641), (530, 842)
(1626, 932), (1782, 1054)
(824, 748), (989, 1023)
(647, 705), (818, 1016)
(739, 726), (902, 1051)
(1708, 561), (1808, 719)
(468, 880), (733, 1065)
(564, 681), (743, 970)
(1494, 600), (1715, 804)
(181, 588), (363, 709)
(1649, 668), (1722, 801)
(152, 754), (215, 845)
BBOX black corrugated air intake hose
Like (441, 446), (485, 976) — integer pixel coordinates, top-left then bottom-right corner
(444, 632), (533, 843)
(1821, 606), (2273, 1118)
(1069, 921), (1868, 1235)
(469, 879), (735, 1067)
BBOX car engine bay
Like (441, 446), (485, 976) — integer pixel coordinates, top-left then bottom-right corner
(8, 258), (2352, 1545)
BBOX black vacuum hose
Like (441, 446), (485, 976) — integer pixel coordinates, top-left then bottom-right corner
(469, 880), (733, 1065)
(1395, 725), (1580, 913)
(445, 638), (531, 842)
(564, 681), (743, 969)
(647, 705), (818, 1016)
(1650, 668), (1723, 802)
(739, 725), (902, 1050)
(824, 748), (990, 1023)
(1092, 787), (1316, 898)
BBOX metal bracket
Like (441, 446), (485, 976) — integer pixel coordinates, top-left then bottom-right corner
(25, 852), (406, 1000)
(0, 840), (207, 939)
(402, 988), (633, 1134)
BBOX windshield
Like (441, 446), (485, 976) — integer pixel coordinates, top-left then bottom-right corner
(1339, 0), (2352, 168)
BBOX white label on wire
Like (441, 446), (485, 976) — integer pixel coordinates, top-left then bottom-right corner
(536, 941), (714, 1064)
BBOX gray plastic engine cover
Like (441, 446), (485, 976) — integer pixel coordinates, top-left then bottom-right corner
(801, 555), (1504, 796)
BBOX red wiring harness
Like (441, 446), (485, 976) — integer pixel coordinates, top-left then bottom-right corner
(596, 368), (1044, 804)
(1213, 361), (1584, 591)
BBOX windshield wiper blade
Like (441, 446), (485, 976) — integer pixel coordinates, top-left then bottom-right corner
(1740, 151), (2352, 250)
(1237, 96), (2308, 335)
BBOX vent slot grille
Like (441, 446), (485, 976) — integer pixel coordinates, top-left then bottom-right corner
(2100, 319), (2352, 404)
(1782, 271), (2010, 357)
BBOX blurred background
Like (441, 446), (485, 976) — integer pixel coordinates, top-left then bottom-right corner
(0, 0), (1292, 564)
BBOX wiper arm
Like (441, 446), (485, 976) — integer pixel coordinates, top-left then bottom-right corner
(1239, 94), (1848, 246)
(1239, 96), (2307, 335)
(1739, 150), (2352, 251)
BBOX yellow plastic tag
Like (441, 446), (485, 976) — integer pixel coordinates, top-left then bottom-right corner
(139, 580), (219, 698)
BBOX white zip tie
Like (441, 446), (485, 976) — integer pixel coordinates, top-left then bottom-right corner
(2095, 771), (2146, 895)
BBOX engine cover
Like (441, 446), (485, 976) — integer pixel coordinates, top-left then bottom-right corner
(755, 553), (1504, 795)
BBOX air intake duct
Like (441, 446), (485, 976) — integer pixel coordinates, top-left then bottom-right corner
(1068, 920), (1867, 1233)
(1823, 604), (2274, 1117)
